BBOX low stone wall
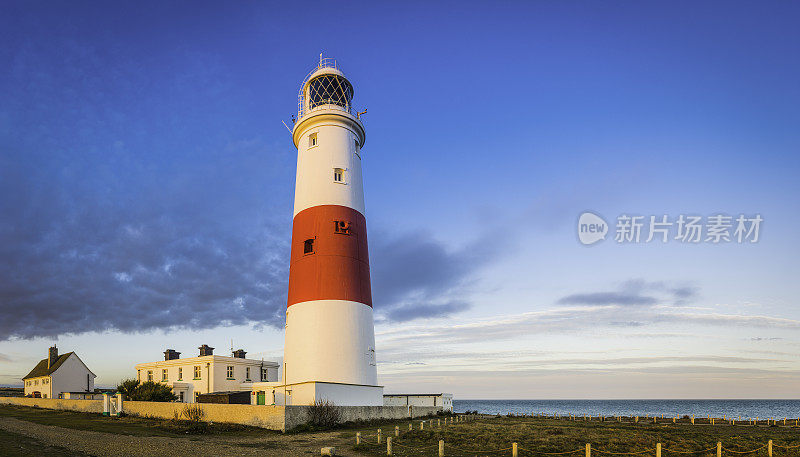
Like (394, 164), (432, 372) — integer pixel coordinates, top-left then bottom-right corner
(0, 397), (441, 432)
(0, 397), (102, 413)
(124, 401), (286, 430)
(284, 405), (442, 430)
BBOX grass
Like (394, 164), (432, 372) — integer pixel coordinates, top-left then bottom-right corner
(0, 404), (272, 438)
(0, 428), (89, 456)
(353, 416), (800, 457)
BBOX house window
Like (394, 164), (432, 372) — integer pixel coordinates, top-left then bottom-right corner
(193, 366), (201, 380)
(309, 133), (318, 148)
(179, 392), (185, 402)
(147, 371), (153, 382)
(162, 369), (168, 382)
(333, 168), (344, 183)
(34, 380), (38, 385)
(177, 368), (182, 380)
(303, 238), (314, 254)
(43, 394), (47, 398)
(137, 370), (141, 382)
(261, 367), (268, 382)
(226, 366), (234, 379)
(334, 220), (351, 235)
(246, 367), (251, 381)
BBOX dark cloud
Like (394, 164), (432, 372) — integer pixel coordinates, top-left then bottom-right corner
(370, 231), (503, 323)
(557, 279), (698, 307)
(384, 301), (470, 323)
(557, 292), (657, 306)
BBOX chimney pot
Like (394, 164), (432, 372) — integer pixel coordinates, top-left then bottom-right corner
(163, 349), (181, 361)
(198, 344), (214, 357)
(233, 349), (247, 359)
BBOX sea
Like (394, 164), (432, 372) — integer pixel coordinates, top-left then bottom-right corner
(453, 400), (800, 420)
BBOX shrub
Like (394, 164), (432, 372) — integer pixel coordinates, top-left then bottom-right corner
(116, 379), (177, 402)
(180, 404), (206, 422)
(308, 399), (340, 428)
(116, 379), (140, 401)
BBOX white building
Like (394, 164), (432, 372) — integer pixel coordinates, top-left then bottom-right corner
(384, 394), (454, 412)
(23, 346), (96, 399)
(134, 345), (279, 403)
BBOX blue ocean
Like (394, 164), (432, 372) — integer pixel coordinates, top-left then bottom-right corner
(453, 400), (800, 420)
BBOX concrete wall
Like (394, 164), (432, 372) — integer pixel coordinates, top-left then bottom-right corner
(0, 396), (102, 413)
(124, 401), (286, 430)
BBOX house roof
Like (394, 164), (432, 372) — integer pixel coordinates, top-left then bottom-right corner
(22, 352), (74, 380)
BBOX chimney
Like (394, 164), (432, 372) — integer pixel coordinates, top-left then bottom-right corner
(163, 349), (181, 361)
(47, 345), (58, 369)
(198, 344), (214, 357)
(232, 349), (247, 359)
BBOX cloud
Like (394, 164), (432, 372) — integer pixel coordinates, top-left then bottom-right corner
(370, 231), (504, 323)
(0, 354), (11, 363)
(556, 279), (698, 307)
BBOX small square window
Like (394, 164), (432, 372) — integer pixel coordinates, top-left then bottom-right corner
(309, 133), (318, 148)
(303, 238), (315, 254)
(333, 168), (344, 183)
(334, 220), (351, 234)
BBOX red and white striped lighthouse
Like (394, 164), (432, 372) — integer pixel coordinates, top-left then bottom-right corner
(283, 57), (380, 404)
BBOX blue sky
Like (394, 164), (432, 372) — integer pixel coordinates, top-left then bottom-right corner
(1, 1), (799, 398)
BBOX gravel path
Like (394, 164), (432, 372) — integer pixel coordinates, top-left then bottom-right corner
(0, 417), (355, 456)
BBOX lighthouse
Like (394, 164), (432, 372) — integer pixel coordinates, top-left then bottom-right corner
(283, 57), (383, 406)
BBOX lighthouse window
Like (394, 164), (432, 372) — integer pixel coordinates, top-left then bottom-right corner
(309, 133), (318, 148)
(303, 238), (315, 254)
(333, 168), (344, 183)
(334, 220), (351, 234)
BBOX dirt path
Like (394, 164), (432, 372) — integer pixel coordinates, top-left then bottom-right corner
(0, 416), (357, 457)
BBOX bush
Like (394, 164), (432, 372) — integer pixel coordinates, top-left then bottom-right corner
(308, 399), (340, 428)
(116, 379), (140, 401)
(116, 379), (177, 402)
(180, 404), (206, 422)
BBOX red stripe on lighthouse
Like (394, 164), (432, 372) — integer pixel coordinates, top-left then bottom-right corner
(287, 205), (372, 307)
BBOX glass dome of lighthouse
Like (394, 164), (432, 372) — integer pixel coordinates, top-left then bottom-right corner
(297, 57), (355, 120)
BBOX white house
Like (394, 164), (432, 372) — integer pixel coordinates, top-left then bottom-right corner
(23, 346), (96, 399)
(134, 345), (280, 403)
(384, 393), (454, 412)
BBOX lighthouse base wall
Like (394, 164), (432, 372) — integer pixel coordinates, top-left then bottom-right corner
(251, 381), (383, 406)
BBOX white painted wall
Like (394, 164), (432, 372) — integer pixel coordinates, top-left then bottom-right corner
(384, 394), (454, 412)
(50, 354), (95, 398)
(284, 300), (378, 387)
(292, 113), (365, 217)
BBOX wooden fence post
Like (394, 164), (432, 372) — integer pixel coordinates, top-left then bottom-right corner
(768, 440), (772, 457)
(409, 423), (413, 431)
(717, 442), (721, 457)
(420, 421), (424, 430)
(356, 432), (361, 445)
(657, 443), (661, 457)
(377, 429), (382, 444)
(395, 425), (399, 436)
(513, 442), (518, 457)
(387, 437), (392, 455)
(439, 440), (445, 457)
(586, 443), (591, 457)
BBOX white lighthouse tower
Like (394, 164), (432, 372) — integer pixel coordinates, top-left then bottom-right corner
(283, 57), (383, 406)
